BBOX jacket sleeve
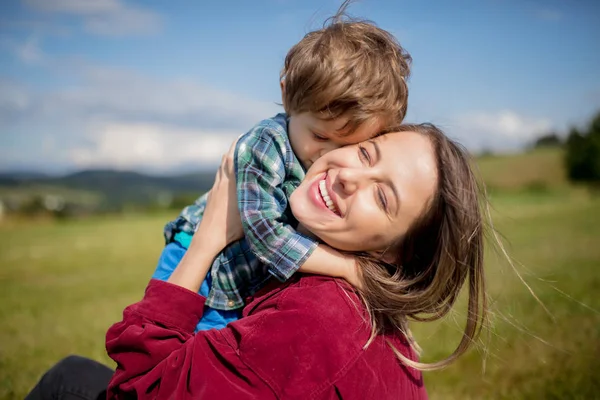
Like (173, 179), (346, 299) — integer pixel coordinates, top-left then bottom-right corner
(235, 126), (318, 282)
(105, 279), (276, 400)
(106, 277), (428, 400)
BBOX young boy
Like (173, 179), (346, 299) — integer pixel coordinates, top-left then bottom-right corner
(153, 9), (411, 331)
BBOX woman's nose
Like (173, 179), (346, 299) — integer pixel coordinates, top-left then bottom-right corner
(337, 168), (366, 194)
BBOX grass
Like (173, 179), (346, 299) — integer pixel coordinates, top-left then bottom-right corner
(476, 147), (568, 191)
(0, 185), (101, 205)
(412, 190), (600, 399)
(1, 148), (599, 399)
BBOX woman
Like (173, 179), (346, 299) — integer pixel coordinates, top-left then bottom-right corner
(26, 124), (486, 399)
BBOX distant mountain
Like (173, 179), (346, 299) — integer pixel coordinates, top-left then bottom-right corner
(0, 171), (51, 186)
(0, 169), (217, 207)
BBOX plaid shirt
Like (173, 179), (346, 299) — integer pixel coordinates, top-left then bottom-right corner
(164, 113), (318, 310)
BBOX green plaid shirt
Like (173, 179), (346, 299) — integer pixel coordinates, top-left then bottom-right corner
(164, 113), (318, 310)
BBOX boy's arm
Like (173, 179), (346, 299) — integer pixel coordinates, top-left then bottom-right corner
(299, 245), (362, 289)
(236, 126), (313, 281)
(235, 125), (321, 282)
(237, 122), (361, 289)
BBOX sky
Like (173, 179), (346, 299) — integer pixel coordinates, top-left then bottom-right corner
(0, 0), (599, 174)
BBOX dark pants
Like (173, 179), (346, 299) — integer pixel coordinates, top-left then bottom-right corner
(26, 355), (114, 400)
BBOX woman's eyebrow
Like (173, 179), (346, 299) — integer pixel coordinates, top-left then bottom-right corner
(370, 140), (401, 215)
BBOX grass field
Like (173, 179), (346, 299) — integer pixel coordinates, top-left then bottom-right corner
(1, 148), (599, 399)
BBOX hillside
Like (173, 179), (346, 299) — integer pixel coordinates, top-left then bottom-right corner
(475, 147), (566, 191)
(0, 148), (567, 211)
(0, 169), (217, 209)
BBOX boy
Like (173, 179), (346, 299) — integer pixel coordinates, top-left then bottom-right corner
(153, 9), (411, 331)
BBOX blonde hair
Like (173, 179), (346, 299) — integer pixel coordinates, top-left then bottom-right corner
(280, 1), (412, 132)
(358, 123), (488, 371)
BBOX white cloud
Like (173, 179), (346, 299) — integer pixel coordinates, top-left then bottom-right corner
(0, 80), (32, 126)
(15, 36), (44, 64)
(69, 122), (240, 170)
(535, 9), (562, 22)
(23, 0), (163, 36)
(0, 17), (72, 36)
(24, 0), (121, 15)
(44, 65), (279, 127)
(0, 36), (46, 66)
(459, 110), (551, 139)
(452, 110), (553, 151)
(84, 8), (161, 36)
(0, 81), (30, 111)
(0, 64), (281, 172)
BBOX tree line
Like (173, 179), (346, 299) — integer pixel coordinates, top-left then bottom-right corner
(532, 111), (600, 184)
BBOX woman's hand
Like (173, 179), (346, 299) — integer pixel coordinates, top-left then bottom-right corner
(192, 140), (243, 251)
(168, 139), (243, 292)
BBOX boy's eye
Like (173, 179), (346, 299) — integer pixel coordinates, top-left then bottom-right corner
(312, 132), (328, 142)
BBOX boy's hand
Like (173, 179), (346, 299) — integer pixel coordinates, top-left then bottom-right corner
(340, 259), (362, 290)
(299, 244), (363, 290)
(192, 139), (243, 251)
(169, 141), (241, 293)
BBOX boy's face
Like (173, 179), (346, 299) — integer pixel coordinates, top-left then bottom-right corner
(288, 112), (383, 170)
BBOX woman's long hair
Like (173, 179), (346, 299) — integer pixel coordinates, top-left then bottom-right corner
(358, 123), (487, 371)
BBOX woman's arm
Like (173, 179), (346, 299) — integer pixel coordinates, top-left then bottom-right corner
(106, 279), (278, 399)
(106, 143), (267, 398)
(106, 272), (395, 399)
(168, 146), (243, 293)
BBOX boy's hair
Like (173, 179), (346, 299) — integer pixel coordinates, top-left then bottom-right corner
(280, 1), (412, 132)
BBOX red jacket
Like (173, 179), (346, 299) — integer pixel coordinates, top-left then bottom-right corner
(106, 276), (428, 399)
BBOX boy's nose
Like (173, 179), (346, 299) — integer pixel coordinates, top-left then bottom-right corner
(318, 142), (342, 158)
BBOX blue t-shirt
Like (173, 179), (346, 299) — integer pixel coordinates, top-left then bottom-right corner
(152, 234), (240, 332)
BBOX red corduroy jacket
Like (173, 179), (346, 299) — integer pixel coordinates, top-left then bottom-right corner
(106, 276), (428, 399)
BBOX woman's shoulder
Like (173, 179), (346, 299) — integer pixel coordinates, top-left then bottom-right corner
(284, 274), (369, 321)
(231, 275), (366, 396)
(285, 275), (427, 397)
(242, 274), (371, 346)
(229, 275), (426, 399)
(282, 275), (418, 359)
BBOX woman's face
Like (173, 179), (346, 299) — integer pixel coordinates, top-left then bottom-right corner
(290, 130), (438, 253)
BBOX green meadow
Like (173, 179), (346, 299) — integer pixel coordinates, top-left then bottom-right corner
(1, 148), (599, 399)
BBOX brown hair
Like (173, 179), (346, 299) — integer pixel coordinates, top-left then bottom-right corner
(280, 1), (412, 132)
(358, 123), (487, 370)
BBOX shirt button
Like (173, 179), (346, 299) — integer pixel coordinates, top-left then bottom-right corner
(227, 300), (235, 307)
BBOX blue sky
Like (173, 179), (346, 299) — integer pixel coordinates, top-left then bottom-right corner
(1, 0), (599, 174)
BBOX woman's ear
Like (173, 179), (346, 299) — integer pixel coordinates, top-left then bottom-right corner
(280, 79), (285, 99)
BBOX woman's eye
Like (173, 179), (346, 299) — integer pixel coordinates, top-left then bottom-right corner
(377, 187), (388, 212)
(312, 132), (328, 142)
(358, 145), (371, 164)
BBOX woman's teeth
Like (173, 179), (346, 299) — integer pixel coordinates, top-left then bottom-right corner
(318, 180), (338, 214)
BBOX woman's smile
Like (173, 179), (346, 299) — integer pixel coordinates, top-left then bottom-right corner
(308, 173), (341, 217)
(318, 177), (340, 215)
(290, 130), (438, 252)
